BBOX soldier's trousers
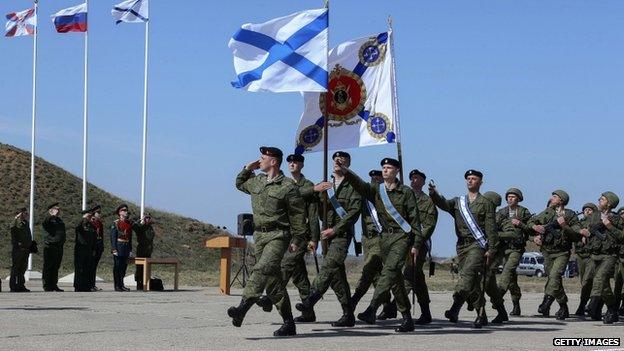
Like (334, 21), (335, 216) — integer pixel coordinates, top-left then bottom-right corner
(614, 259), (624, 307)
(243, 230), (292, 318)
(498, 250), (523, 303)
(577, 255), (592, 302)
(42, 243), (64, 290)
(90, 241), (104, 288)
(469, 253), (504, 308)
(311, 236), (351, 309)
(543, 251), (570, 304)
(588, 255), (618, 306)
(113, 255), (129, 289)
(369, 232), (411, 314)
(353, 235), (382, 297)
(455, 243), (486, 310)
(10, 249), (28, 291)
(394, 244), (429, 312)
(74, 249), (92, 291)
(280, 240), (311, 302)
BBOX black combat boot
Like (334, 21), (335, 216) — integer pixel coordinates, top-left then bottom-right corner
(555, 303), (569, 320)
(619, 300), (624, 317)
(574, 297), (589, 316)
(537, 295), (555, 316)
(349, 290), (364, 311)
(473, 310), (488, 329)
(603, 303), (619, 324)
(444, 295), (465, 323)
(491, 303), (509, 324)
(294, 308), (316, 323)
(466, 301), (474, 311)
(357, 305), (377, 325)
(227, 299), (256, 327)
(588, 297), (603, 321)
(295, 290), (322, 312)
(509, 300), (521, 316)
(395, 311), (415, 333)
(136, 281), (143, 291)
(415, 302), (432, 325)
(377, 300), (397, 320)
(274, 315), (296, 337)
(256, 295), (273, 313)
(331, 305), (355, 327)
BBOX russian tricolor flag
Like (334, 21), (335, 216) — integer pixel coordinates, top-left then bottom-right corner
(51, 3), (87, 33)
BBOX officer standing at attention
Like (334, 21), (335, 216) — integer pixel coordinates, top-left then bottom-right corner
(41, 202), (66, 292)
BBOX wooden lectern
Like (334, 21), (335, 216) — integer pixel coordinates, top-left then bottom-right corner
(205, 235), (247, 295)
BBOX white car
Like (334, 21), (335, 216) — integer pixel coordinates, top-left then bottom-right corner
(516, 252), (546, 277)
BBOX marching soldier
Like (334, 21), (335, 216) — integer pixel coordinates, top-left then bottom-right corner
(580, 192), (623, 324)
(227, 147), (307, 336)
(338, 157), (423, 333)
(90, 205), (104, 291)
(380, 169), (439, 324)
(349, 170), (384, 312)
(111, 204), (134, 292)
(135, 213), (155, 290)
(615, 207), (624, 316)
(497, 188), (532, 316)
(528, 190), (582, 320)
(257, 154), (321, 322)
(429, 170), (496, 328)
(41, 202), (66, 292)
(296, 151), (361, 327)
(10, 207), (33, 292)
(574, 203), (596, 316)
(74, 209), (96, 292)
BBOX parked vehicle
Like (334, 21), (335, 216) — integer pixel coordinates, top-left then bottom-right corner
(516, 252), (545, 277)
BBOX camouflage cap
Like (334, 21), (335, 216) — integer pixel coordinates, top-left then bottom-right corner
(582, 203), (598, 212)
(601, 191), (620, 209)
(552, 190), (569, 206)
(483, 191), (502, 207)
(505, 188), (524, 202)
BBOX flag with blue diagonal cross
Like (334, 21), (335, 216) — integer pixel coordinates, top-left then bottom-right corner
(294, 31), (398, 154)
(228, 8), (328, 93)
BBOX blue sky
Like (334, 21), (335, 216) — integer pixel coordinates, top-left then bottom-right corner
(1, 0), (623, 257)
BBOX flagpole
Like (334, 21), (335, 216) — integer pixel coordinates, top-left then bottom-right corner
(320, 0), (330, 255)
(388, 16), (404, 183)
(81, 0), (90, 211)
(140, 17), (150, 219)
(27, 0), (39, 272)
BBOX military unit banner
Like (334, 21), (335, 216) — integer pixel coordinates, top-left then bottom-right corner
(294, 31), (398, 154)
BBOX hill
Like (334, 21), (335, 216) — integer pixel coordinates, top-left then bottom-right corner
(0, 142), (224, 285)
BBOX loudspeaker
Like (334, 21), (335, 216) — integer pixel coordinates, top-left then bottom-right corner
(237, 213), (254, 236)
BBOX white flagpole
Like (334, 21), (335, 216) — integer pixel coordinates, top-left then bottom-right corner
(27, 0), (39, 272)
(387, 17), (404, 181)
(140, 18), (150, 219)
(82, 0), (90, 211)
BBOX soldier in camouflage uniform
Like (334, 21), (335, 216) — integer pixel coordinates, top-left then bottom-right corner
(228, 147), (307, 336)
(528, 190), (582, 320)
(296, 151), (361, 327)
(497, 188), (532, 316)
(429, 170), (497, 328)
(579, 192), (623, 324)
(10, 207), (33, 292)
(338, 158), (422, 333)
(257, 154), (321, 322)
(615, 207), (624, 316)
(349, 170), (384, 312)
(574, 203), (596, 316)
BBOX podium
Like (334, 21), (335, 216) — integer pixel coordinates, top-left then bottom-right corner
(205, 235), (247, 295)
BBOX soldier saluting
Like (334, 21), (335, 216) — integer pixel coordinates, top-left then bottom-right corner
(41, 202), (66, 292)
(227, 146), (307, 337)
(10, 207), (34, 292)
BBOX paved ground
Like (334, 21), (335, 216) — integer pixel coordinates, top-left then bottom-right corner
(0, 283), (622, 351)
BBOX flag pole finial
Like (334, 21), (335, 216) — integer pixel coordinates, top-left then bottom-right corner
(387, 15), (393, 30)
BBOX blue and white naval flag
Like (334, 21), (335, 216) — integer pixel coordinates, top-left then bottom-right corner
(294, 31), (398, 154)
(112, 0), (148, 24)
(229, 8), (328, 93)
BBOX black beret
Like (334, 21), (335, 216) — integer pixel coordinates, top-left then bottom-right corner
(115, 204), (129, 215)
(81, 208), (93, 215)
(90, 204), (102, 213)
(380, 158), (400, 168)
(47, 202), (60, 210)
(259, 146), (283, 159)
(16, 207), (27, 215)
(332, 151), (351, 160)
(286, 154), (304, 163)
(464, 169), (483, 179)
(368, 170), (382, 177)
(409, 169), (426, 180)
